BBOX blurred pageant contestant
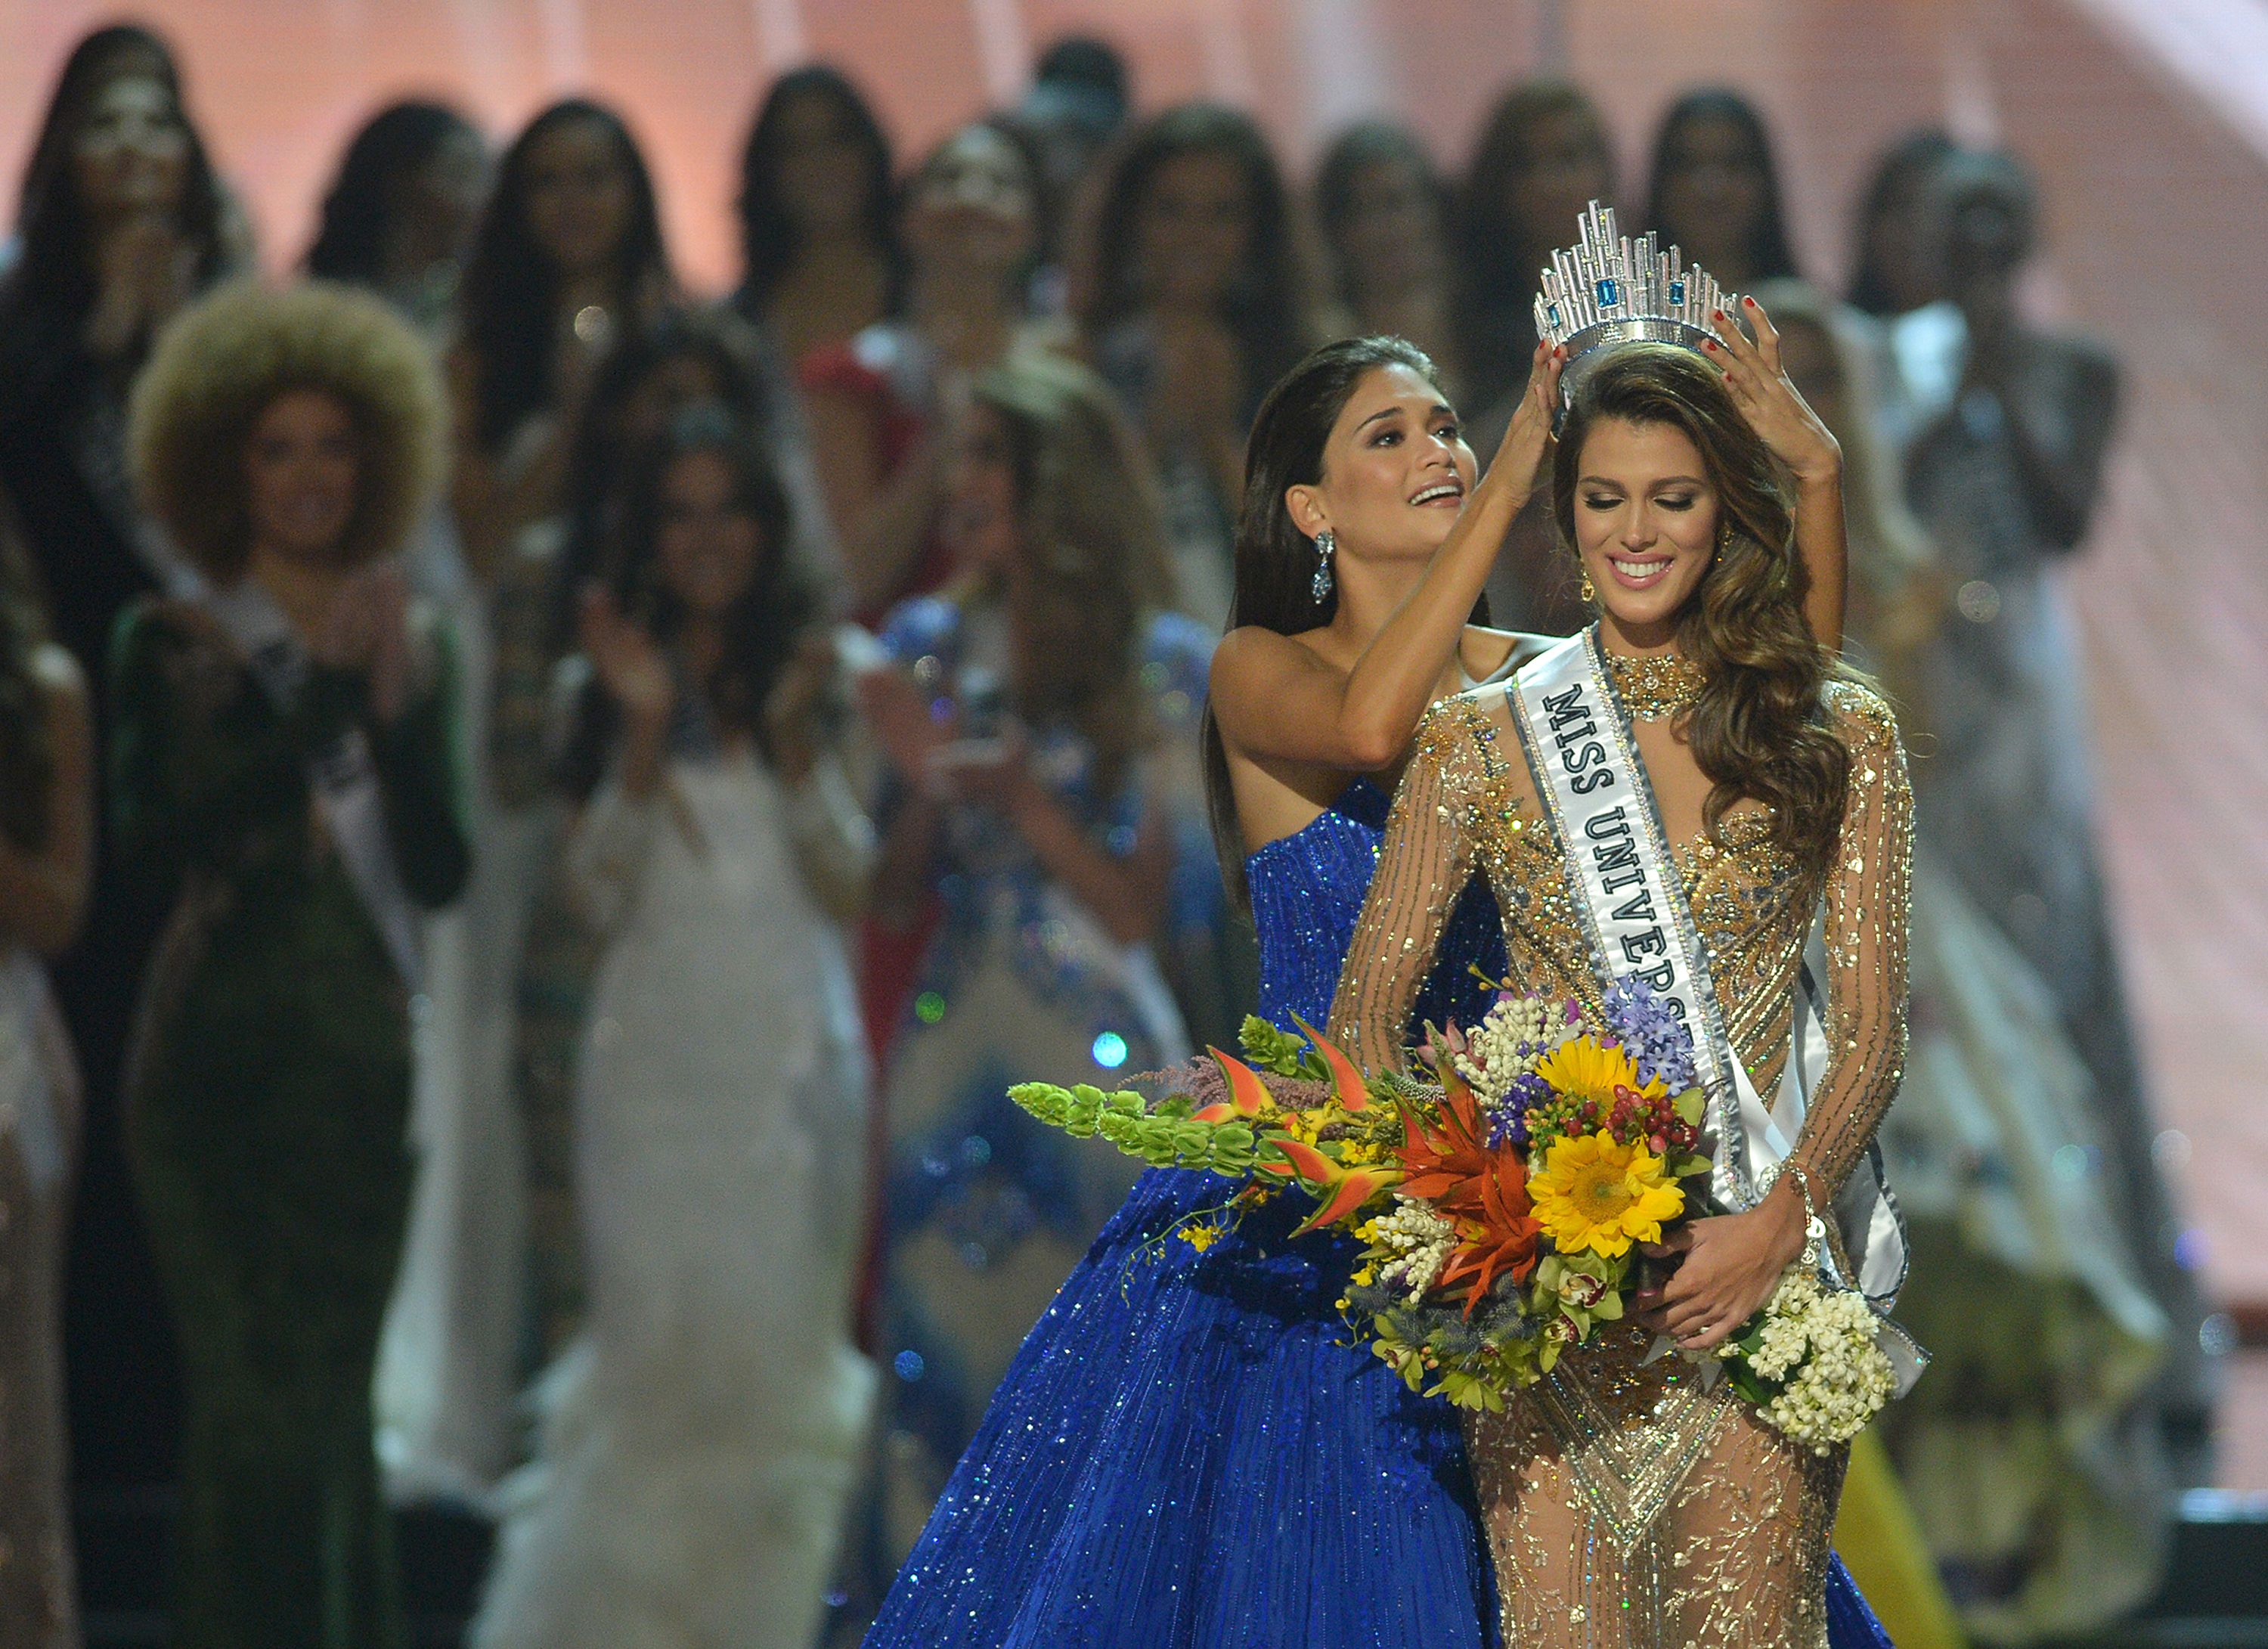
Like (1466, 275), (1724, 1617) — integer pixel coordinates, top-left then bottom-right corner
(1083, 104), (1325, 632)
(1876, 148), (2209, 1472)
(800, 119), (1056, 625)
(472, 411), (873, 1648)
(0, 506), (93, 1649)
(1329, 281), (1909, 1641)
(858, 355), (1206, 1549)
(113, 282), (469, 1646)
(869, 303), (1885, 1645)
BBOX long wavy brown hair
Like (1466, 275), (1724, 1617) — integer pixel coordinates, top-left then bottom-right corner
(981, 354), (1175, 801)
(1552, 343), (1851, 866)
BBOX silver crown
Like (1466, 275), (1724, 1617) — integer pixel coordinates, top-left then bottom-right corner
(1532, 200), (1734, 402)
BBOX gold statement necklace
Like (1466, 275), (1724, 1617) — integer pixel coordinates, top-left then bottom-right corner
(1603, 648), (1706, 721)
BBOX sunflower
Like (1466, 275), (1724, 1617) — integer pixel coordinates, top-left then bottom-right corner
(1533, 1035), (1665, 1108)
(1529, 1130), (1685, 1257)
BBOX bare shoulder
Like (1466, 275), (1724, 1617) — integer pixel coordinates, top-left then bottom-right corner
(1210, 622), (1328, 693)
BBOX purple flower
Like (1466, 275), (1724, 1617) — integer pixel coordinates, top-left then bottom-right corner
(1602, 974), (1698, 1093)
(1489, 1074), (1548, 1148)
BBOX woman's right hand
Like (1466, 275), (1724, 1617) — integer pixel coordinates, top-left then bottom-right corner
(577, 585), (674, 730)
(1489, 338), (1566, 498)
(856, 665), (956, 785)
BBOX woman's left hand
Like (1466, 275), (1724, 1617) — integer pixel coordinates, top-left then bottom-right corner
(764, 634), (838, 786)
(1634, 1182), (1809, 1353)
(1706, 296), (1842, 488)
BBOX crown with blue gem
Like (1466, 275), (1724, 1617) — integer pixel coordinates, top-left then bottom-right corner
(1533, 200), (1734, 404)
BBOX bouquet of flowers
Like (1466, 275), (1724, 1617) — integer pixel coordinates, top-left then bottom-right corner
(1010, 978), (1894, 1452)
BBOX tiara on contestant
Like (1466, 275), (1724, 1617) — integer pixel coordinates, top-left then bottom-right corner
(1533, 200), (1736, 401)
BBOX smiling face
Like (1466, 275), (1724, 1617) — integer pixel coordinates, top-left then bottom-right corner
(904, 125), (1036, 286)
(73, 75), (189, 222)
(1569, 417), (1720, 646)
(655, 448), (767, 621)
(244, 389), (360, 565)
(1287, 362), (1474, 570)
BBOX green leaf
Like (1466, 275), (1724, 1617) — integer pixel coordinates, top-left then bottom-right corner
(1238, 1015), (1311, 1077)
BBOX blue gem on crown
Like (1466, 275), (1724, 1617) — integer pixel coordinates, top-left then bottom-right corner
(1532, 200), (1736, 405)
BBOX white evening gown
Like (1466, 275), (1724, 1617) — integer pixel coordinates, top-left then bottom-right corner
(473, 751), (875, 1649)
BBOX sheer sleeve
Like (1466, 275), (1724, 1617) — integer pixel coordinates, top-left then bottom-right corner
(1326, 702), (1479, 1074)
(1785, 683), (1913, 1195)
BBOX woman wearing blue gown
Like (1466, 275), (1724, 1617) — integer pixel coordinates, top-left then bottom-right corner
(864, 332), (1891, 1645)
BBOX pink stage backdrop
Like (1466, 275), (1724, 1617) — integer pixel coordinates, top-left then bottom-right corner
(1, 0), (2263, 1308)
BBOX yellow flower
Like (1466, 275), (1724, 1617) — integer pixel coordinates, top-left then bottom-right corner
(1178, 1223), (1222, 1254)
(1530, 1130), (1684, 1257)
(1534, 1035), (1665, 1107)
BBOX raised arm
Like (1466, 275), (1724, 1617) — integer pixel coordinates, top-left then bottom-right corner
(1325, 703), (1479, 1071)
(1210, 343), (1563, 774)
(1783, 686), (1913, 1197)
(1710, 298), (1848, 651)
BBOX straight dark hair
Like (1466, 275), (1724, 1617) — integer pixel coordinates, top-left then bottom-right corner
(1081, 103), (1313, 405)
(8, 23), (225, 328)
(1457, 79), (1616, 409)
(1200, 336), (1487, 906)
(1313, 121), (1451, 312)
(1644, 88), (1800, 286)
(733, 66), (904, 320)
(1845, 129), (1957, 317)
(458, 98), (671, 453)
(559, 408), (815, 800)
(544, 308), (778, 659)
(305, 100), (482, 286)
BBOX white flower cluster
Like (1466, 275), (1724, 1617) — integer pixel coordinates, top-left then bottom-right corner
(1371, 1198), (1457, 1306)
(1746, 1269), (1896, 1454)
(1452, 994), (1572, 1110)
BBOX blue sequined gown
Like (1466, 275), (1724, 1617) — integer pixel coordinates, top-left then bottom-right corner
(864, 780), (1895, 1647)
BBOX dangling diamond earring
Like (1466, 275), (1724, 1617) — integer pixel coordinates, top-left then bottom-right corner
(1311, 529), (1336, 603)
(1580, 570), (1597, 603)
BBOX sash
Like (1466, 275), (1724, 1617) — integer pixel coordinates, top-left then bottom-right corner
(200, 581), (425, 989)
(1507, 630), (1921, 1388)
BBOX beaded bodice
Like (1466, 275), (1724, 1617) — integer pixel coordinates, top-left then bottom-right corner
(1330, 672), (1913, 1207)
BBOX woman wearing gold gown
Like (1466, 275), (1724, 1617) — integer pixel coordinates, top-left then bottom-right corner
(1331, 334), (1913, 1647)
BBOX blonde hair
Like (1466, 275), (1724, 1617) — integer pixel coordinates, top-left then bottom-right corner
(129, 279), (446, 580)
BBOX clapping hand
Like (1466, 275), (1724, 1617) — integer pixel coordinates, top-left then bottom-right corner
(764, 633), (838, 786)
(314, 561), (414, 724)
(577, 584), (674, 730)
(857, 666), (956, 791)
(1705, 296), (1842, 488)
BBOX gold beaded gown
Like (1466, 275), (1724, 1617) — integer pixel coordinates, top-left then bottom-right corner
(1328, 644), (1913, 1649)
